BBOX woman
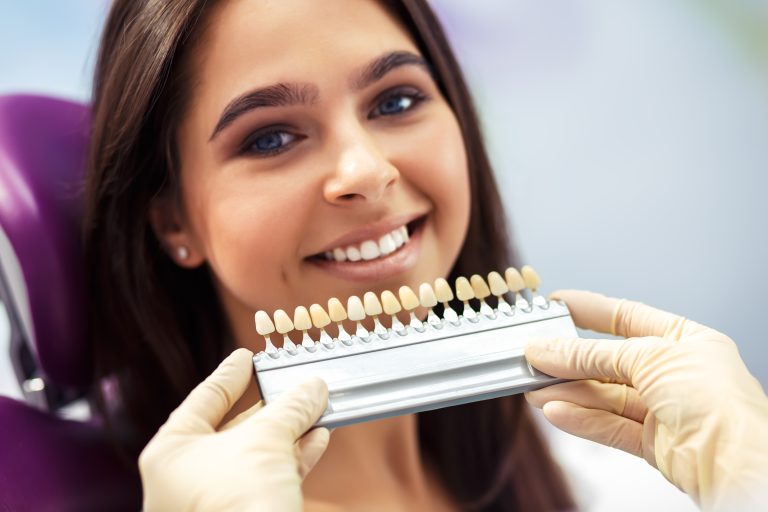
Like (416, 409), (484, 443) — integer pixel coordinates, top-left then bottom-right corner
(84, 0), (573, 509)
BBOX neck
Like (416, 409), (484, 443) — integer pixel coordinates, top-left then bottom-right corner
(302, 414), (433, 505)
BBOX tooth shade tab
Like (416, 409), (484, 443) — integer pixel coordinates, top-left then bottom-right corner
(347, 296), (366, 321)
(364, 292), (383, 316)
(309, 304), (331, 328)
(328, 298), (347, 322)
(273, 309), (294, 334)
(504, 267), (525, 292)
(381, 290), (402, 315)
(521, 265), (541, 291)
(470, 275), (491, 299)
(398, 286), (420, 310)
(419, 283), (438, 308)
(434, 278), (454, 302)
(455, 277), (474, 302)
(254, 311), (275, 336)
(292, 306), (312, 331)
(487, 271), (509, 296)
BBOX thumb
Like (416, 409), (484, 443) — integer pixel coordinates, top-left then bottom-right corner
(164, 348), (255, 433)
(296, 427), (331, 479)
(248, 377), (329, 443)
(525, 337), (665, 386)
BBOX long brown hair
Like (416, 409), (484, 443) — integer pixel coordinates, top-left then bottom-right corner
(84, 1), (574, 510)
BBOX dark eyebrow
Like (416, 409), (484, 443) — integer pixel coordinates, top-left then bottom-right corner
(209, 82), (318, 141)
(353, 51), (430, 90)
(209, 51), (428, 142)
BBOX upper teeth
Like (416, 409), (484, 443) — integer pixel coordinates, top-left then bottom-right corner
(324, 225), (409, 262)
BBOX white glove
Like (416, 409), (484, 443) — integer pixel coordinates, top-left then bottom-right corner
(139, 348), (330, 512)
(525, 290), (768, 511)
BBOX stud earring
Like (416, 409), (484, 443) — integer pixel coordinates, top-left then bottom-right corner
(176, 246), (189, 260)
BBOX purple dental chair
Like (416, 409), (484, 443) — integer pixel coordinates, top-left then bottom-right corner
(0, 95), (141, 511)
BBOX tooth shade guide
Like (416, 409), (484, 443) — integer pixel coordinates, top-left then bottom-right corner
(253, 290), (576, 429)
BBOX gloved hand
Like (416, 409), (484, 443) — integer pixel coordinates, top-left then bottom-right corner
(524, 290), (768, 511)
(139, 348), (330, 512)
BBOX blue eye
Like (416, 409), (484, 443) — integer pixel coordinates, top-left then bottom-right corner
(371, 89), (426, 119)
(244, 130), (299, 156)
(379, 95), (413, 115)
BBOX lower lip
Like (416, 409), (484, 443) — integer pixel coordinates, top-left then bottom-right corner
(306, 220), (425, 282)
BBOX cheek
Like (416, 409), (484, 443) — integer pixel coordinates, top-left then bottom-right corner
(393, 109), (471, 242)
(185, 173), (311, 310)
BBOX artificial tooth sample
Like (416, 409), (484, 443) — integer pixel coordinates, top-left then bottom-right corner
(293, 306), (315, 350)
(309, 304), (334, 347)
(521, 265), (546, 307)
(418, 283), (442, 327)
(347, 295), (370, 340)
(487, 271), (512, 314)
(504, 267), (530, 310)
(470, 275), (494, 317)
(399, 285), (425, 331)
(254, 311), (279, 355)
(273, 309), (297, 352)
(328, 297), (352, 344)
(381, 290), (406, 334)
(455, 276), (478, 321)
(364, 291), (388, 337)
(434, 277), (459, 324)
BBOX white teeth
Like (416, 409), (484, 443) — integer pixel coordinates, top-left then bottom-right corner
(333, 247), (347, 262)
(360, 240), (380, 260)
(391, 229), (404, 247)
(379, 234), (396, 255)
(347, 246), (362, 261)
(321, 221), (416, 263)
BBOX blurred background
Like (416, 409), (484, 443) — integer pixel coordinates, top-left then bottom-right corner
(1, 1), (766, 510)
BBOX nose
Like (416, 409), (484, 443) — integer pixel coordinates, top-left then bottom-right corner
(323, 135), (399, 205)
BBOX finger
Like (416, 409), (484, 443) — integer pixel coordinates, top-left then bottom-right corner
(218, 400), (264, 432)
(250, 377), (329, 443)
(525, 336), (667, 386)
(526, 380), (647, 423)
(164, 348), (255, 433)
(542, 401), (644, 458)
(550, 289), (691, 340)
(296, 427), (331, 479)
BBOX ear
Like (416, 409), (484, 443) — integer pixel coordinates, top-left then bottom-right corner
(148, 196), (205, 268)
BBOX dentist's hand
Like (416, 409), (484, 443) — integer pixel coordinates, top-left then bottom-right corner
(139, 348), (330, 512)
(525, 290), (768, 511)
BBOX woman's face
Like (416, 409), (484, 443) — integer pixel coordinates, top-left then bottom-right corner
(161, 0), (471, 347)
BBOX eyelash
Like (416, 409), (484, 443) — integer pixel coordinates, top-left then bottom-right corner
(238, 87), (429, 158)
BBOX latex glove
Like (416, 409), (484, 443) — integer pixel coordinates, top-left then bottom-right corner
(525, 290), (768, 511)
(139, 348), (330, 512)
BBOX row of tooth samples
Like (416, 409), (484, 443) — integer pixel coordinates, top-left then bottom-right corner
(254, 265), (545, 354)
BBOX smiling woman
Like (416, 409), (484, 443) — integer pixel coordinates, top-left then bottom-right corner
(84, 0), (574, 510)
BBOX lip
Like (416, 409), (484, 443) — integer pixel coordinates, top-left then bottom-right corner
(308, 212), (426, 256)
(306, 216), (426, 282)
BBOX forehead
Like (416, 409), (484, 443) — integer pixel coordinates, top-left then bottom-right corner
(192, 0), (419, 104)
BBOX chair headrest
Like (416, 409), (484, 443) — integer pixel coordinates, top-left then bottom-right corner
(0, 94), (90, 389)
